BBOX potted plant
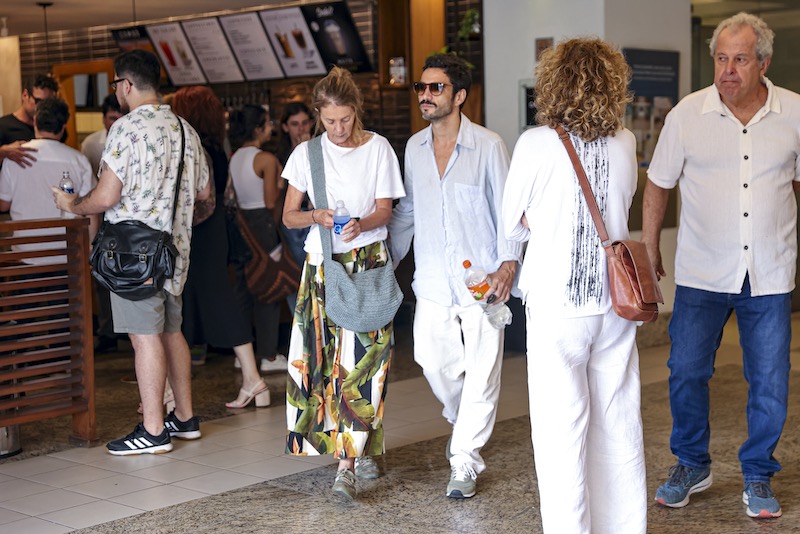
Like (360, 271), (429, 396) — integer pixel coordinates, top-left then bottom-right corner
(457, 8), (481, 41)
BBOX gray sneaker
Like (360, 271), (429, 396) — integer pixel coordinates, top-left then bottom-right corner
(446, 464), (477, 499)
(332, 468), (357, 501)
(355, 456), (380, 479)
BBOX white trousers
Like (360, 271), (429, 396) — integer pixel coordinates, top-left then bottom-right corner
(526, 307), (646, 534)
(413, 297), (504, 474)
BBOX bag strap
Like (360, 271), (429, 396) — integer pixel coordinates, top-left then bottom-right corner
(555, 125), (613, 254)
(307, 136), (334, 262)
(169, 118), (186, 233)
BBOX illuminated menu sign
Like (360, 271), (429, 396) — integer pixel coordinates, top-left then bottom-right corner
(181, 18), (244, 84)
(259, 7), (326, 77)
(219, 12), (284, 81)
(300, 2), (372, 73)
(146, 23), (207, 86)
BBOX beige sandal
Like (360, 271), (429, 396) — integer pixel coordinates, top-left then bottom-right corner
(225, 378), (271, 409)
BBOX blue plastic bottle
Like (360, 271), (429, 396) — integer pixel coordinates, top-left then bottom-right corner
(333, 200), (350, 235)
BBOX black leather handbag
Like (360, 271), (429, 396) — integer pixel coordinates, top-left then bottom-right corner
(90, 120), (186, 301)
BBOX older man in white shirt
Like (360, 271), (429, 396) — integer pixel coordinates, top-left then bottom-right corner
(643, 12), (800, 519)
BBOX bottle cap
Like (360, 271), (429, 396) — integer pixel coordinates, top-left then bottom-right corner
(336, 200), (344, 208)
(463, 260), (472, 268)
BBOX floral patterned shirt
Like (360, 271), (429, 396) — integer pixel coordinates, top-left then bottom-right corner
(101, 104), (209, 295)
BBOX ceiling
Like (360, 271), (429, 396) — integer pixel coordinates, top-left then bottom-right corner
(0, 0), (799, 38)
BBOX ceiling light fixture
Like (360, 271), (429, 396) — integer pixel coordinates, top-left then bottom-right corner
(36, 2), (53, 68)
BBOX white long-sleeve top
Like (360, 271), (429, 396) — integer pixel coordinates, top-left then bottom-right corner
(502, 126), (638, 317)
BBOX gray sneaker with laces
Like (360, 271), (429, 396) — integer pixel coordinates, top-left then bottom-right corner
(655, 464), (712, 508)
(743, 481), (782, 518)
(355, 456), (380, 479)
(446, 464), (477, 498)
(332, 468), (357, 500)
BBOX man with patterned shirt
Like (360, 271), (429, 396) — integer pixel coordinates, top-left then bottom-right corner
(53, 50), (210, 455)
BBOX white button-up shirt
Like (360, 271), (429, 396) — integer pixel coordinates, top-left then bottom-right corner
(648, 79), (800, 296)
(389, 114), (522, 307)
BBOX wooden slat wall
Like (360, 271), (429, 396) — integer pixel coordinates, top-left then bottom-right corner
(0, 217), (97, 446)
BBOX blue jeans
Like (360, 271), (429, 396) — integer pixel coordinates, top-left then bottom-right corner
(667, 276), (791, 482)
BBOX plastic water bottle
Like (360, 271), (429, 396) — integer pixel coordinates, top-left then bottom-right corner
(58, 171), (77, 219)
(463, 259), (512, 329)
(333, 200), (350, 235)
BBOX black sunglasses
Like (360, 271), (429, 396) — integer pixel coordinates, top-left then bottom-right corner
(110, 78), (129, 91)
(412, 82), (452, 96)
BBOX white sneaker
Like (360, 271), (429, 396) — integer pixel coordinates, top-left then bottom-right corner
(446, 464), (477, 499)
(260, 354), (288, 374)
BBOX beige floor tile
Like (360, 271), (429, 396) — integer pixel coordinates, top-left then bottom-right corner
(0, 479), (55, 503)
(87, 452), (175, 474)
(228, 456), (320, 480)
(164, 438), (227, 460)
(39, 500), (143, 529)
(26, 464), (116, 488)
(0, 456), (77, 478)
(0, 516), (72, 534)
(241, 435), (288, 456)
(66, 473), (161, 498)
(171, 470), (264, 494)
(186, 448), (267, 469)
(0, 506), (28, 525)
(107, 484), (207, 512)
(129, 460), (217, 484)
(0, 488), (96, 515)
(202, 428), (272, 448)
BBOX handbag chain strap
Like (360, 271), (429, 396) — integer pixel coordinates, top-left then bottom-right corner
(555, 125), (613, 253)
(307, 136), (335, 262)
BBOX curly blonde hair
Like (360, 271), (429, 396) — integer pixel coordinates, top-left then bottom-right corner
(312, 66), (366, 145)
(535, 38), (632, 142)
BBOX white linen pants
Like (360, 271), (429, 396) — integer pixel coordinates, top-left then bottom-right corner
(526, 307), (646, 534)
(413, 297), (504, 474)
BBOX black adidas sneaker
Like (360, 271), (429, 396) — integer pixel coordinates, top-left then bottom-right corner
(164, 409), (201, 440)
(107, 423), (172, 456)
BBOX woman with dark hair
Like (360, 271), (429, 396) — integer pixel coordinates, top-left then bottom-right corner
(276, 101), (313, 268)
(172, 87), (270, 410)
(282, 67), (405, 501)
(228, 104), (286, 376)
(502, 39), (646, 533)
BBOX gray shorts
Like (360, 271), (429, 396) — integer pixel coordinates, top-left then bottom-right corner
(110, 291), (183, 335)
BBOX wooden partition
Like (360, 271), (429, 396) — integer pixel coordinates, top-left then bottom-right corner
(0, 217), (97, 446)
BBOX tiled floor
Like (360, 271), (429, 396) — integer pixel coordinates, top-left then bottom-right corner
(1, 314), (799, 532)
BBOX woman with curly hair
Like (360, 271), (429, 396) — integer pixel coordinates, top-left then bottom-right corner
(501, 38), (646, 533)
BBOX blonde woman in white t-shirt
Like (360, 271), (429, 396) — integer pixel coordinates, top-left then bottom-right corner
(282, 67), (405, 501)
(502, 38), (646, 534)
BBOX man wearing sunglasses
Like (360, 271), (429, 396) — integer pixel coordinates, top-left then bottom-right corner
(0, 74), (59, 169)
(389, 53), (520, 500)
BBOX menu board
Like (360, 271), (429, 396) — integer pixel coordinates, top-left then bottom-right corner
(219, 13), (284, 81)
(301, 2), (372, 73)
(146, 23), (208, 86)
(181, 18), (244, 84)
(259, 7), (326, 78)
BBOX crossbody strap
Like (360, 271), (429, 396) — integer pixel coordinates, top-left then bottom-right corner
(307, 136), (334, 261)
(169, 118), (186, 234)
(555, 125), (613, 252)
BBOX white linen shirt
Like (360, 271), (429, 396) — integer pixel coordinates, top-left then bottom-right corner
(389, 114), (522, 308)
(502, 126), (638, 317)
(647, 79), (800, 296)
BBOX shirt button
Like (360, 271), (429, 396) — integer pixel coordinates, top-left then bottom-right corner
(744, 245), (749, 250)
(743, 183), (748, 188)
(744, 155), (749, 160)
(743, 128), (748, 134)
(744, 212), (749, 217)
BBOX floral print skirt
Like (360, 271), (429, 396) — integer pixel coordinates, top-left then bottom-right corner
(285, 240), (393, 458)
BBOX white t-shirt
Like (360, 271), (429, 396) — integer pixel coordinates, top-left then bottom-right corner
(282, 132), (405, 254)
(80, 128), (106, 180)
(101, 104), (209, 295)
(502, 126), (638, 318)
(647, 79), (800, 296)
(0, 139), (93, 265)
